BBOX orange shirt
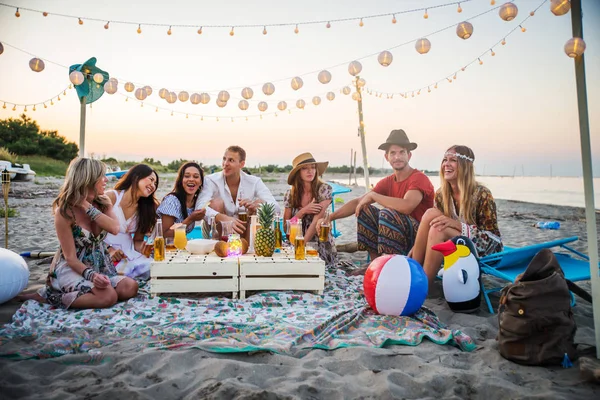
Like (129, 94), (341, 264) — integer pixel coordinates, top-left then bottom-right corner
(372, 170), (434, 222)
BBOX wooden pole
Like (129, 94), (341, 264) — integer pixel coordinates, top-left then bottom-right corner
(349, 149), (353, 185)
(79, 96), (86, 158)
(355, 76), (370, 191)
(571, 0), (600, 359)
(353, 150), (358, 186)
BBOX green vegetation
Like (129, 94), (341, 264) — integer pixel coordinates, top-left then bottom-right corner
(0, 147), (17, 164)
(0, 207), (19, 217)
(18, 155), (69, 177)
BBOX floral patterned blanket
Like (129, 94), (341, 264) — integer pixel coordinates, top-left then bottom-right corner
(0, 267), (475, 361)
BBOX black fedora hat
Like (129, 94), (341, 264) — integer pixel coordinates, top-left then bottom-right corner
(378, 129), (418, 151)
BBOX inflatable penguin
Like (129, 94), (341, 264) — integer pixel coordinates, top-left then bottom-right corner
(431, 236), (481, 313)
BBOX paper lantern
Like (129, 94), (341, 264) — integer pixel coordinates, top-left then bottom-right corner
(124, 82), (135, 92)
(348, 60), (362, 76)
(200, 93), (210, 104)
(415, 38), (431, 54)
(312, 96), (321, 106)
(499, 2), (518, 21)
(296, 99), (305, 109)
(0, 249), (29, 304)
(178, 91), (189, 102)
(159, 88), (168, 99)
(291, 77), (303, 91)
(326, 92), (335, 101)
(166, 92), (177, 104)
(29, 58), (45, 72)
(0, 42), (4, 55)
(216, 99), (227, 108)
(262, 82), (275, 96)
(92, 72), (104, 84)
(241, 87), (254, 99)
(363, 255), (428, 316)
(277, 101), (287, 111)
(238, 100), (249, 110)
(357, 78), (366, 88)
(564, 37), (586, 58)
(318, 70), (331, 84)
(378, 51), (393, 67)
(190, 93), (201, 104)
(550, 0), (570, 16)
(342, 86), (351, 95)
(218, 91), (230, 102)
(258, 101), (268, 112)
(69, 70), (85, 85)
(144, 86), (152, 96)
(456, 22), (473, 39)
(104, 79), (118, 94)
(352, 92), (361, 101)
(135, 88), (147, 101)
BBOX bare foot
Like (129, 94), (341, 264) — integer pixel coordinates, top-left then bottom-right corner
(348, 266), (369, 276)
(16, 293), (46, 303)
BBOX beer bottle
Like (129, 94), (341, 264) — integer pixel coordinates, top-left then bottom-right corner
(153, 218), (166, 261)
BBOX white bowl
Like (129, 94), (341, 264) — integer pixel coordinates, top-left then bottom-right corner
(186, 239), (218, 254)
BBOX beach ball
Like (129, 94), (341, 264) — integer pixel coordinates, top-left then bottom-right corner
(0, 248), (29, 304)
(363, 255), (428, 316)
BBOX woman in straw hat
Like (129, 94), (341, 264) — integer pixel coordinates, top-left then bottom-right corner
(409, 145), (503, 283)
(283, 153), (337, 266)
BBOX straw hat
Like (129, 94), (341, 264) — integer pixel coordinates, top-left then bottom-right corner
(287, 152), (329, 185)
(378, 129), (418, 151)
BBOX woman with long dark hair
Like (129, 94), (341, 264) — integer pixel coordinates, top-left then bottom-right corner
(409, 145), (503, 283)
(104, 164), (160, 279)
(157, 162), (206, 237)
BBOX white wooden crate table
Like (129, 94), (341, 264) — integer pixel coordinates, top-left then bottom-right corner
(238, 248), (325, 300)
(150, 251), (239, 298)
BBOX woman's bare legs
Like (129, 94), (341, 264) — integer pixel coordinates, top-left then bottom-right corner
(423, 226), (461, 284)
(70, 286), (118, 309)
(410, 208), (442, 265)
(115, 277), (138, 301)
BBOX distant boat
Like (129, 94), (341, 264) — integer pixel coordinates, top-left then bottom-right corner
(106, 166), (127, 179)
(0, 160), (36, 181)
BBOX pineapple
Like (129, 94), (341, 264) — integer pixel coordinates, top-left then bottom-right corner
(255, 203), (276, 256)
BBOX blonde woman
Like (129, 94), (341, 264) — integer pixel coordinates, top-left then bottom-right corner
(34, 158), (138, 309)
(409, 145), (503, 283)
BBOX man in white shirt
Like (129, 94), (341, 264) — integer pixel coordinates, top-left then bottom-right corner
(195, 145), (280, 234)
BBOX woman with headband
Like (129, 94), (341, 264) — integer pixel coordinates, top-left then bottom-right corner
(409, 145), (503, 284)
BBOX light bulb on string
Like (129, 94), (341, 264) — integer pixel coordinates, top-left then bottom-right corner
(57, 95), (60, 101)
(155, 107), (158, 112)
(216, 117), (219, 121)
(63, 90), (67, 95)
(263, 26), (267, 35)
(520, 25), (526, 32)
(15, 8), (20, 17)
(33, 105), (37, 111)
(461, 66), (466, 71)
(457, 3), (462, 13)
(326, 21), (331, 28)
(231, 118), (234, 122)
(43, 103), (47, 108)
(50, 100), (54, 105)
(171, 111), (173, 116)
(12, 105), (16, 111)
(294, 24), (299, 34)
(141, 103), (143, 108)
(43, 12), (48, 17)
(392, 14), (396, 24)
(167, 26), (172, 35)
(197, 26), (203, 34)
(78, 18), (83, 25)
(230, 27), (234, 36)
(69, 84), (72, 89)
(424, 9), (428, 19)
(501, 38), (506, 45)
(434, 83), (438, 89)
(137, 24), (142, 34)
(490, 0), (496, 5)
(24, 106), (27, 112)
(447, 78), (452, 83)
(2, 103), (6, 109)
(491, 49), (496, 56)
(453, 73), (457, 80)
(417, 89), (421, 95)
(530, 11), (535, 16)
(359, 18), (363, 27)
(427, 87), (431, 93)
(104, 21), (110, 29)
(186, 114), (188, 119)
(478, 58), (483, 65)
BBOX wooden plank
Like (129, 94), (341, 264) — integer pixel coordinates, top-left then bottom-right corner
(240, 276), (324, 291)
(150, 278), (238, 294)
(151, 262), (238, 277)
(240, 262), (324, 276)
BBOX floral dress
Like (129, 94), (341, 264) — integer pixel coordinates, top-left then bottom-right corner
(39, 223), (127, 309)
(283, 183), (338, 266)
(434, 185), (503, 257)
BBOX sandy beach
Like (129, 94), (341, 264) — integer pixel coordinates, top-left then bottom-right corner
(0, 172), (598, 399)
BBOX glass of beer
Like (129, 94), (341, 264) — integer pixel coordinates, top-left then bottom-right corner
(174, 224), (188, 251)
(294, 236), (306, 260)
(319, 219), (331, 242)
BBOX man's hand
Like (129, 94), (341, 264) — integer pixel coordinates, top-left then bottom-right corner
(240, 198), (263, 215)
(108, 247), (126, 263)
(355, 192), (373, 217)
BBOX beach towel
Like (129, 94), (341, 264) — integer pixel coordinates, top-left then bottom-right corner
(0, 266), (475, 361)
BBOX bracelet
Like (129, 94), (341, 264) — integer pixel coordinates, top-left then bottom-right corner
(86, 205), (102, 221)
(82, 268), (96, 281)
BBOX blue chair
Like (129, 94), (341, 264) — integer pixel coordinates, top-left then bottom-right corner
(326, 181), (352, 238)
(106, 170), (127, 179)
(478, 236), (593, 313)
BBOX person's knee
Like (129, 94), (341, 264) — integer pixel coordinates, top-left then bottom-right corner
(422, 208), (442, 224)
(97, 288), (118, 308)
(210, 198), (225, 213)
(117, 278), (138, 300)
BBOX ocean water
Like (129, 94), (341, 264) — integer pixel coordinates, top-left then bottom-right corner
(332, 176), (600, 210)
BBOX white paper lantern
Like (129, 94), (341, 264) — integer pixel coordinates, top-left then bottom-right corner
(348, 61), (362, 76)
(238, 100), (249, 110)
(218, 91), (230, 102)
(135, 88), (147, 101)
(291, 77), (303, 91)
(177, 91), (189, 102)
(318, 70), (332, 84)
(378, 51), (393, 67)
(357, 78), (366, 88)
(69, 70), (84, 85)
(456, 22), (474, 39)
(216, 99), (227, 108)
(499, 2), (518, 21)
(29, 58), (45, 72)
(564, 37), (586, 58)
(262, 82), (275, 96)
(312, 96), (321, 106)
(277, 101), (287, 111)
(415, 38), (431, 54)
(166, 92), (177, 104)
(190, 93), (201, 104)
(342, 86), (351, 95)
(550, 0), (571, 16)
(326, 92), (335, 101)
(241, 87), (254, 99)
(296, 99), (305, 109)
(352, 92), (361, 101)
(144, 86), (152, 96)
(104, 79), (118, 94)
(159, 88), (168, 99)
(200, 93), (211, 104)
(92, 72), (104, 84)
(258, 101), (268, 112)
(124, 82), (135, 92)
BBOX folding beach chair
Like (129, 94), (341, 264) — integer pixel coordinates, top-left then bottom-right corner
(326, 182), (352, 238)
(479, 236), (592, 313)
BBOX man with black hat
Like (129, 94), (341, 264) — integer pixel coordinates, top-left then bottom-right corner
(327, 129), (434, 273)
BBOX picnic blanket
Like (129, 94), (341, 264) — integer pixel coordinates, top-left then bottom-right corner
(0, 266), (475, 361)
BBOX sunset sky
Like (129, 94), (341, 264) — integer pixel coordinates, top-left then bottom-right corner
(0, 0), (598, 177)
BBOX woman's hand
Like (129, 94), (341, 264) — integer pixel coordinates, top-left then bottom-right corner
(93, 273), (111, 289)
(108, 247), (126, 263)
(430, 215), (461, 232)
(300, 199), (322, 217)
(187, 209), (206, 222)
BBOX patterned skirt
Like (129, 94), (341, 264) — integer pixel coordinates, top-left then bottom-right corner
(357, 205), (419, 256)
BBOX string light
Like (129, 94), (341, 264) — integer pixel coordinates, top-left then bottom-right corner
(137, 24), (142, 34)
(457, 3), (462, 13)
(167, 26), (172, 35)
(490, 49), (496, 56)
(230, 27), (234, 36)
(424, 9), (428, 19)
(2, 103), (5, 109)
(520, 25), (526, 33)
(12, 105), (16, 111)
(43, 11), (48, 17)
(490, 0), (496, 5)
(294, 24), (299, 34)
(78, 18), (83, 25)
(326, 21), (331, 28)
(197, 26), (202, 34)
(263, 26), (267, 35)
(359, 18), (364, 27)
(478, 58), (483, 65)
(392, 14), (396, 24)
(501, 38), (506, 45)
(43, 103), (47, 108)
(530, 11), (535, 16)
(104, 21), (109, 29)
(15, 8), (19, 17)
